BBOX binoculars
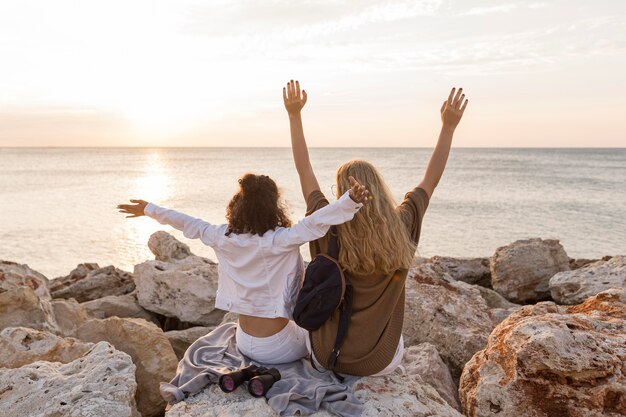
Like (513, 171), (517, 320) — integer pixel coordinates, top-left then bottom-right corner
(218, 365), (281, 397)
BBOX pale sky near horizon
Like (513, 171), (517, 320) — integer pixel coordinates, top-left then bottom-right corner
(0, 0), (625, 147)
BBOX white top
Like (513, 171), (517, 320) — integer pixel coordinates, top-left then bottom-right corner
(144, 191), (362, 319)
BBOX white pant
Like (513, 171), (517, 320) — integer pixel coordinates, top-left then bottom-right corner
(305, 334), (405, 376)
(235, 320), (309, 365)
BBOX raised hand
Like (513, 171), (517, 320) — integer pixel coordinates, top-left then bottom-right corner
(441, 87), (468, 130)
(348, 176), (371, 205)
(117, 199), (148, 218)
(283, 80), (307, 116)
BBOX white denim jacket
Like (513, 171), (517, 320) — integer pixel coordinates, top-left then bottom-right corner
(144, 191), (362, 319)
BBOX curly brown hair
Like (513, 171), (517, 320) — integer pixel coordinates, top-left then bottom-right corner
(226, 173), (292, 236)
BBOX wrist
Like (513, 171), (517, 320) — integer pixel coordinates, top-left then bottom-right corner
(288, 111), (302, 120)
(441, 124), (456, 134)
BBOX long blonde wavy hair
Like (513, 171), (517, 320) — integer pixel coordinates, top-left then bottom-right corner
(335, 160), (416, 276)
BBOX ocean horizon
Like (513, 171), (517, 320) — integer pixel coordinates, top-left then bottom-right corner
(1, 147), (625, 278)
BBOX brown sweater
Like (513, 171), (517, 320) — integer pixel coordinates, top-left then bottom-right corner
(306, 187), (429, 376)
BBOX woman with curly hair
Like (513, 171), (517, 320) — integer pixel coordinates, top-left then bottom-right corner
(284, 79), (468, 376)
(117, 172), (370, 364)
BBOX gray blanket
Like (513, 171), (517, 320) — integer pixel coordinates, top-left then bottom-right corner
(160, 322), (364, 417)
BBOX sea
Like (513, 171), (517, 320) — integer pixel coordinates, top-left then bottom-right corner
(1, 147), (625, 279)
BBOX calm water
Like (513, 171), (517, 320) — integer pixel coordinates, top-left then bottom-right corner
(1, 148), (625, 278)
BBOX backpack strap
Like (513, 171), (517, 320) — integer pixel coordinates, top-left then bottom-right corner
(326, 281), (352, 382)
(327, 226), (339, 259)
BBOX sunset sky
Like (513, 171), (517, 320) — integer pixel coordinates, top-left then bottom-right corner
(0, 0), (624, 147)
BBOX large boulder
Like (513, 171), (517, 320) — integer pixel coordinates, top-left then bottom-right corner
(50, 264), (135, 302)
(490, 238), (570, 303)
(75, 317), (178, 417)
(402, 264), (495, 380)
(148, 231), (195, 262)
(427, 256), (492, 287)
(0, 287), (58, 333)
(0, 260), (50, 299)
(165, 326), (215, 360)
(0, 341), (140, 417)
(550, 255), (626, 305)
(134, 256), (224, 326)
(404, 343), (461, 411)
(50, 298), (90, 337)
(459, 289), (626, 417)
(0, 327), (93, 368)
(81, 292), (160, 325)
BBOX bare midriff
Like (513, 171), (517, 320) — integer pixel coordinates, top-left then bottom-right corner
(238, 315), (289, 337)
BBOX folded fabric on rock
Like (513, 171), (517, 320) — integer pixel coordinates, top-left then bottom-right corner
(160, 321), (364, 417)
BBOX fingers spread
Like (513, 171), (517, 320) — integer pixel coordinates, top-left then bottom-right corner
(283, 87), (287, 102)
(453, 88), (463, 106)
(456, 94), (465, 109)
(441, 100), (447, 113)
(447, 88), (455, 104)
(295, 80), (301, 99)
(461, 99), (468, 113)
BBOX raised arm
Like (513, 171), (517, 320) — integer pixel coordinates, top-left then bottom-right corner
(117, 199), (223, 247)
(273, 176), (369, 249)
(283, 80), (321, 201)
(418, 87), (468, 198)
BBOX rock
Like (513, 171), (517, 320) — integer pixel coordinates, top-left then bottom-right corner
(476, 286), (519, 309)
(402, 264), (494, 380)
(76, 317), (178, 417)
(51, 265), (135, 302)
(0, 260), (50, 299)
(489, 307), (520, 326)
(148, 231), (195, 262)
(134, 256), (224, 326)
(220, 312), (239, 324)
(550, 255), (626, 305)
(51, 298), (90, 336)
(0, 287), (58, 333)
(166, 326), (215, 360)
(490, 238), (570, 303)
(81, 292), (160, 325)
(166, 368), (463, 417)
(354, 372), (463, 417)
(428, 256), (492, 287)
(404, 343), (461, 411)
(49, 262), (100, 290)
(459, 289), (626, 417)
(0, 327), (93, 368)
(0, 341), (140, 417)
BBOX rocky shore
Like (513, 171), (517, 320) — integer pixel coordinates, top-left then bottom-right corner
(0, 233), (624, 417)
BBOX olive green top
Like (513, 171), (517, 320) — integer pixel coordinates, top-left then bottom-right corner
(306, 186), (429, 376)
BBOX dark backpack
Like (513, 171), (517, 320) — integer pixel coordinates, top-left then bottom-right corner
(293, 227), (352, 380)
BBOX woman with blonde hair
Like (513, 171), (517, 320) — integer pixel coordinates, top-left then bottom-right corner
(283, 80), (468, 376)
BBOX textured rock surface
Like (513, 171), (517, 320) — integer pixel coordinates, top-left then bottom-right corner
(81, 292), (160, 324)
(403, 343), (461, 411)
(148, 231), (194, 262)
(166, 326), (215, 360)
(0, 287), (58, 333)
(428, 256), (492, 287)
(0, 260), (50, 299)
(0, 341), (140, 417)
(76, 317), (178, 417)
(550, 255), (626, 305)
(402, 264), (494, 379)
(134, 256), (224, 325)
(51, 265), (135, 302)
(459, 289), (626, 417)
(490, 238), (570, 303)
(51, 298), (89, 336)
(166, 366), (463, 417)
(0, 327), (93, 368)
(50, 262), (100, 291)
(476, 286), (519, 310)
